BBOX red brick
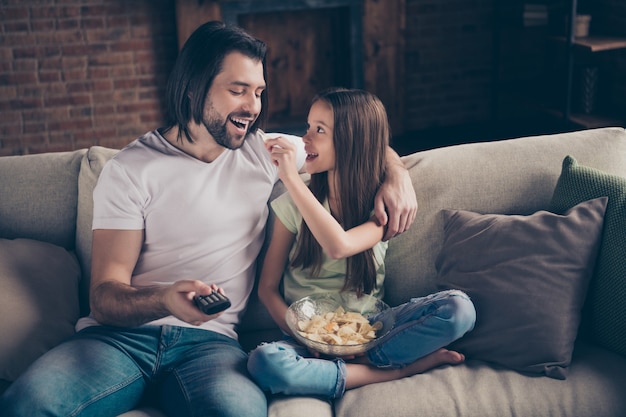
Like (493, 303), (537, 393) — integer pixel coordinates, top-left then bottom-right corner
(66, 81), (91, 93)
(1, 7), (29, 20)
(0, 110), (20, 123)
(109, 65), (135, 78)
(69, 107), (92, 118)
(88, 51), (133, 66)
(44, 94), (91, 107)
(93, 104), (115, 116)
(80, 17), (105, 29)
(115, 39), (153, 52)
(88, 67), (110, 79)
(80, 5), (109, 17)
(30, 7), (57, 19)
(57, 19), (79, 30)
(31, 19), (56, 32)
(4, 21), (30, 32)
(113, 78), (140, 90)
(140, 112), (165, 124)
(61, 56), (88, 69)
(48, 118), (93, 131)
(63, 70), (88, 82)
(23, 122), (47, 134)
(5, 72), (38, 85)
(0, 124), (23, 137)
(13, 59), (38, 71)
(107, 15), (129, 28)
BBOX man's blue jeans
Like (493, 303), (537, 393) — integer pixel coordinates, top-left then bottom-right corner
(247, 290), (476, 398)
(0, 325), (267, 417)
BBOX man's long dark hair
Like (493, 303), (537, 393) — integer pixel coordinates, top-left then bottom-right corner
(291, 88), (389, 296)
(163, 21), (268, 143)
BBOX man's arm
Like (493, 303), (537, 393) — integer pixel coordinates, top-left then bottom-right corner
(89, 229), (219, 327)
(375, 146), (418, 241)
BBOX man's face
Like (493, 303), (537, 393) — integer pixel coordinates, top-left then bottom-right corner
(202, 52), (266, 150)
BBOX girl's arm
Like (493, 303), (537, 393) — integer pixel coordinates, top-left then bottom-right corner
(267, 137), (384, 260)
(257, 218), (296, 334)
(282, 174), (384, 259)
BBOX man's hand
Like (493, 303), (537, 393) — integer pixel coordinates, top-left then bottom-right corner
(375, 149), (417, 241)
(164, 281), (226, 327)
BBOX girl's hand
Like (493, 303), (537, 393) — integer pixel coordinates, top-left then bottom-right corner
(265, 136), (300, 182)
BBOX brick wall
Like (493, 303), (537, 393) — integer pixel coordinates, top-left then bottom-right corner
(0, 0), (177, 156)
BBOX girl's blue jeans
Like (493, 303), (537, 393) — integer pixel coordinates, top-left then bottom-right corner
(247, 289), (476, 399)
(0, 325), (267, 417)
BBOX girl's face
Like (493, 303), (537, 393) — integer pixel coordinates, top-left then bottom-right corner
(303, 100), (335, 175)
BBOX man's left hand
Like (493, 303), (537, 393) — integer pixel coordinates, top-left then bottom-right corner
(374, 168), (417, 241)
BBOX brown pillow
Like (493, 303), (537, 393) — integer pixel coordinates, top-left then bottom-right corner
(436, 197), (607, 379)
(0, 238), (81, 381)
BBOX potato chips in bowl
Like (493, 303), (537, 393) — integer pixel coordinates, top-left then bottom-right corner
(286, 292), (394, 356)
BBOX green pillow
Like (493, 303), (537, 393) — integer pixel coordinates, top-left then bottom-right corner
(550, 155), (626, 357)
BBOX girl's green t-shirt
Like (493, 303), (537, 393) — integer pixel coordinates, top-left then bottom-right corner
(271, 191), (387, 305)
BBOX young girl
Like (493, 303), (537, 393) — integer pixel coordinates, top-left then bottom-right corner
(247, 88), (475, 399)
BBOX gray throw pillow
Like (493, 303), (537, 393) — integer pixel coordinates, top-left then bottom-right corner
(436, 197), (607, 379)
(0, 238), (81, 381)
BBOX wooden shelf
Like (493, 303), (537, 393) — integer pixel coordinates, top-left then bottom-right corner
(552, 35), (626, 52)
(568, 113), (625, 129)
(539, 107), (624, 129)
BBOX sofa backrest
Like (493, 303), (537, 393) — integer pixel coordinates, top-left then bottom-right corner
(383, 127), (626, 306)
(75, 146), (119, 313)
(0, 149), (86, 250)
(71, 127), (626, 334)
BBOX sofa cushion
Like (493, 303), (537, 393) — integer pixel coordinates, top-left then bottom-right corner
(0, 238), (81, 382)
(550, 155), (626, 357)
(76, 146), (119, 315)
(0, 149), (86, 250)
(334, 341), (626, 417)
(435, 197), (607, 379)
(268, 396), (333, 417)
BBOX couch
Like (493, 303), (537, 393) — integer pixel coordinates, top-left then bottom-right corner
(1, 127), (626, 417)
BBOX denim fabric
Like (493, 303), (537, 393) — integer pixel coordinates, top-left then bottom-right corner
(367, 289), (476, 368)
(0, 325), (267, 417)
(247, 290), (475, 399)
(247, 338), (347, 399)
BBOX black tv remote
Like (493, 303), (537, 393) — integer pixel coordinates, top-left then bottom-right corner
(194, 291), (231, 315)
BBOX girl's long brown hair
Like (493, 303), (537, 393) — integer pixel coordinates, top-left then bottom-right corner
(291, 88), (389, 295)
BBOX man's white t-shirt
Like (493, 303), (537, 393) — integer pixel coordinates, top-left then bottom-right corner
(76, 129), (305, 339)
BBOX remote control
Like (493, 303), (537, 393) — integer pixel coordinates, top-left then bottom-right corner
(194, 291), (231, 315)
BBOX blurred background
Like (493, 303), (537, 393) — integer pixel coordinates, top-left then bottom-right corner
(1, 0), (625, 156)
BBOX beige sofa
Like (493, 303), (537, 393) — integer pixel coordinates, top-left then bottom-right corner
(1, 127), (626, 417)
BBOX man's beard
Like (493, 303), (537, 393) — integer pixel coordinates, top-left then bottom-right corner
(202, 104), (253, 150)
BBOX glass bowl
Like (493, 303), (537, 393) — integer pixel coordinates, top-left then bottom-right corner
(285, 292), (394, 356)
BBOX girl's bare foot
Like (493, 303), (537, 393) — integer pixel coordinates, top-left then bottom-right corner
(401, 348), (465, 377)
(344, 348), (465, 390)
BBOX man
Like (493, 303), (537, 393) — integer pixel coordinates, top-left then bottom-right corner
(0, 21), (416, 417)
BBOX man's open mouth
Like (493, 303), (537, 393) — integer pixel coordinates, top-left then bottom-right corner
(230, 117), (249, 131)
